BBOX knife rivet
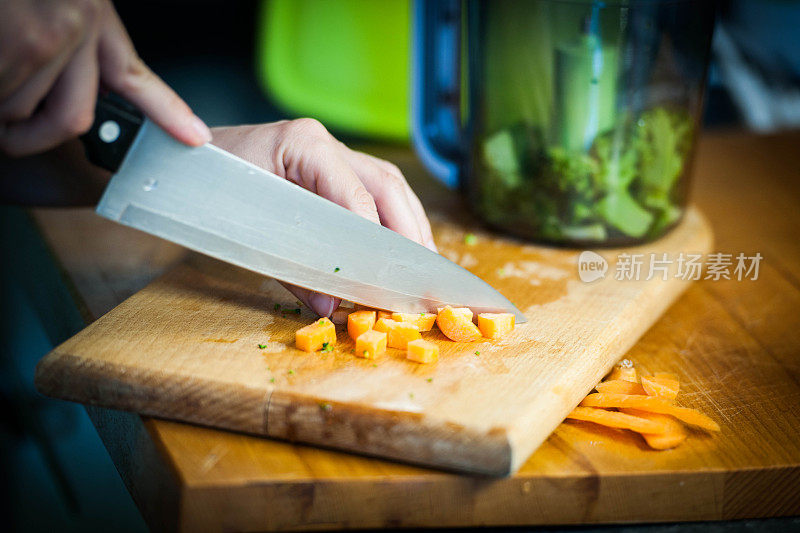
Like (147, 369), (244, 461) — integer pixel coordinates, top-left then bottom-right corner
(98, 120), (121, 143)
(142, 178), (158, 192)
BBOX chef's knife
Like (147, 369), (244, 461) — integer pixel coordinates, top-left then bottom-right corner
(82, 94), (526, 322)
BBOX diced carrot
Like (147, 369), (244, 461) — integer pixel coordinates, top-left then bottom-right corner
(355, 304), (393, 320)
(565, 407), (670, 434)
(355, 330), (386, 360)
(386, 322), (421, 349)
(620, 408), (688, 450)
(374, 317), (398, 333)
(477, 313), (515, 339)
(406, 339), (439, 363)
(607, 359), (637, 382)
(436, 306), (482, 342)
(295, 317), (336, 352)
(391, 312), (437, 332)
(640, 374), (680, 400)
(347, 310), (376, 341)
(580, 393), (720, 431)
(437, 306), (473, 321)
(595, 380), (646, 395)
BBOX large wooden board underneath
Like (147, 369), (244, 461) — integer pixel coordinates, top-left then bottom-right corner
(35, 208), (712, 475)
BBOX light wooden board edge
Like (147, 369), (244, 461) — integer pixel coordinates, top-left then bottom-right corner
(34, 210), (713, 477)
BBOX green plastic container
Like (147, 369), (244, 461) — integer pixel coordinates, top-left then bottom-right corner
(256, 0), (411, 141)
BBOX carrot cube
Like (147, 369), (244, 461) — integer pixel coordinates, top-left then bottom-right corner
(436, 305), (482, 342)
(374, 317), (398, 333)
(347, 310), (376, 340)
(406, 339), (439, 363)
(391, 312), (437, 332)
(477, 313), (515, 339)
(295, 317), (336, 352)
(386, 322), (421, 349)
(355, 330), (386, 359)
(437, 306), (473, 321)
(355, 304), (393, 320)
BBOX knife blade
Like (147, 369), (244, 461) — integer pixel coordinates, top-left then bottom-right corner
(84, 95), (526, 322)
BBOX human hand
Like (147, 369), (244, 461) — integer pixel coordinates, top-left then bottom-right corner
(0, 0), (211, 156)
(211, 119), (437, 317)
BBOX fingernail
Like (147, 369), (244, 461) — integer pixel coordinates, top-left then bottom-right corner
(425, 238), (439, 253)
(309, 293), (335, 317)
(190, 115), (213, 144)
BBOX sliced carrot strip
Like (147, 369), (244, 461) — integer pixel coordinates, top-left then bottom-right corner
(580, 393), (720, 431)
(595, 380), (646, 395)
(607, 359), (637, 382)
(565, 407), (670, 434)
(640, 374), (680, 400)
(620, 408), (688, 450)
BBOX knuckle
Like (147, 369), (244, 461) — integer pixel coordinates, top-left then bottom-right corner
(113, 56), (152, 94)
(289, 117), (329, 138)
(3, 102), (37, 123)
(22, 27), (58, 65)
(382, 171), (407, 195)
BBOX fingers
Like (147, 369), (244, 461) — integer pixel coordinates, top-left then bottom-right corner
(345, 149), (438, 252)
(281, 282), (341, 318)
(275, 119), (381, 225)
(97, 3), (211, 146)
(0, 28), (99, 156)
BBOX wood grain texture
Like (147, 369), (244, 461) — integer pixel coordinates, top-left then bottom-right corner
(34, 206), (712, 476)
(29, 131), (800, 530)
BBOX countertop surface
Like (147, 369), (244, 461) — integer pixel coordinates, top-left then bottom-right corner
(30, 130), (800, 531)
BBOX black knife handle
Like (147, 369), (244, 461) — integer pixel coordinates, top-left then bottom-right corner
(80, 93), (143, 172)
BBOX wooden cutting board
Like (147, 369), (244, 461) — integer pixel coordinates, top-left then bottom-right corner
(34, 208), (712, 475)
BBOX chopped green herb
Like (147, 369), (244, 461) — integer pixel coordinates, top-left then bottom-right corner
(409, 392), (414, 399)
(288, 369), (295, 375)
(295, 300), (302, 307)
(372, 363), (378, 367)
(274, 303), (281, 311)
(258, 344), (267, 349)
(270, 377), (275, 383)
(474, 350), (481, 356)
(334, 267), (341, 273)
(498, 268), (506, 276)
(319, 402), (332, 411)
(321, 342), (334, 353)
(293, 308), (301, 314)
(464, 233), (478, 246)
(363, 350), (370, 358)
(420, 312), (426, 317)
(426, 377), (433, 383)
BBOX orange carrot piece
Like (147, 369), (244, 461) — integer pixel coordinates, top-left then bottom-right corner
(565, 407), (670, 434)
(595, 380), (646, 395)
(620, 408), (688, 450)
(607, 359), (637, 382)
(347, 310), (376, 341)
(437, 306), (473, 321)
(436, 306), (482, 342)
(354, 304), (393, 320)
(386, 321), (421, 349)
(640, 374), (680, 400)
(477, 313), (515, 339)
(406, 339), (439, 363)
(374, 317), (397, 333)
(295, 317), (336, 352)
(355, 330), (386, 360)
(392, 312), (437, 332)
(580, 393), (720, 431)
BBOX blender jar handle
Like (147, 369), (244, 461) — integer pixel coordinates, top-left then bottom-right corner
(411, 0), (462, 189)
